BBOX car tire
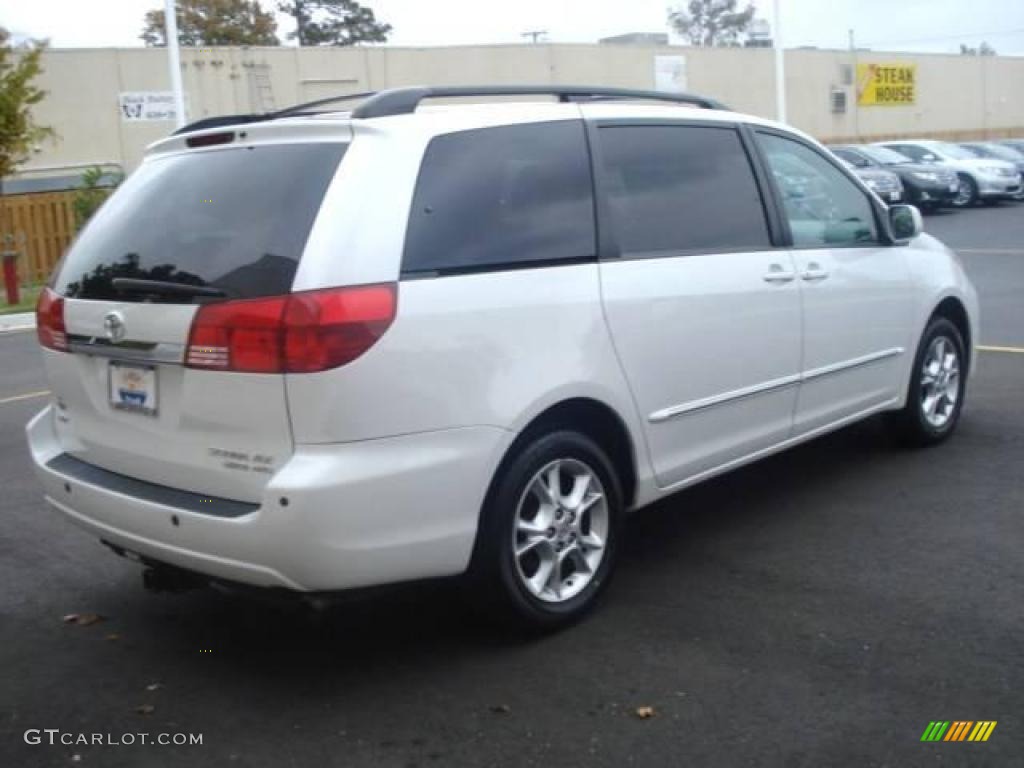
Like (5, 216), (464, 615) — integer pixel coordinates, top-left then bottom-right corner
(467, 429), (622, 632)
(952, 174), (978, 208)
(887, 316), (967, 447)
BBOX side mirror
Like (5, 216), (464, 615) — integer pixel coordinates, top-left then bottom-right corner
(889, 204), (923, 243)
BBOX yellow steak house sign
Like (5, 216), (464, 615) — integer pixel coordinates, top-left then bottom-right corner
(857, 63), (917, 106)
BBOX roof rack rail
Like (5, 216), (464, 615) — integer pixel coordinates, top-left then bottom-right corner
(171, 85), (726, 136)
(172, 91), (376, 135)
(350, 85), (728, 119)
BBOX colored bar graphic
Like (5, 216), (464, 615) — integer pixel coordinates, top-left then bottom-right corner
(945, 721), (972, 741)
(921, 720), (996, 742)
(921, 721), (950, 741)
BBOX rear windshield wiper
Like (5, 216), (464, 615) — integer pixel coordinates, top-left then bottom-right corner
(111, 278), (228, 299)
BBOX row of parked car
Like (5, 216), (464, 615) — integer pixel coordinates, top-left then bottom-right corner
(827, 139), (1024, 211)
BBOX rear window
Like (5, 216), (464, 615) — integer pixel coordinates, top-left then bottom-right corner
(402, 121), (595, 275)
(55, 143), (346, 302)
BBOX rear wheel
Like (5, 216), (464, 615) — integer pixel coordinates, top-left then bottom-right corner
(952, 174), (977, 208)
(467, 430), (622, 631)
(887, 317), (966, 446)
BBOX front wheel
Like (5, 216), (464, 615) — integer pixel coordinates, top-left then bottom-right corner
(952, 174), (978, 208)
(467, 430), (622, 632)
(887, 317), (967, 446)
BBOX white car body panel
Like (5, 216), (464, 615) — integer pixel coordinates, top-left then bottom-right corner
(789, 243), (916, 434)
(27, 99), (980, 593)
(598, 250), (802, 489)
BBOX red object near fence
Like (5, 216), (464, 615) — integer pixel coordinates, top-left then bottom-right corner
(2, 252), (19, 305)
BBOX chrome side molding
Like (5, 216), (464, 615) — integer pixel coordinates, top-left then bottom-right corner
(649, 347), (904, 424)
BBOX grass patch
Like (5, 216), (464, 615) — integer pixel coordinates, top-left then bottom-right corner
(0, 283), (42, 315)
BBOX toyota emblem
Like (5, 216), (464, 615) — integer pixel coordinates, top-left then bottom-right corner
(103, 311), (126, 343)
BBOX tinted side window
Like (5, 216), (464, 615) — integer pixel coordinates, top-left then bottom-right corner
(888, 143), (927, 162)
(403, 121), (595, 274)
(833, 148), (866, 167)
(597, 125), (771, 254)
(758, 133), (879, 247)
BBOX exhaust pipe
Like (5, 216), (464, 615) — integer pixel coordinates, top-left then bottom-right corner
(142, 565), (205, 593)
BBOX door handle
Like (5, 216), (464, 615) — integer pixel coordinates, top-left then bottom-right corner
(763, 264), (795, 283)
(800, 262), (829, 281)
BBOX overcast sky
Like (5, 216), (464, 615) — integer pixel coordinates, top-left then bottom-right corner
(2, 0), (1023, 54)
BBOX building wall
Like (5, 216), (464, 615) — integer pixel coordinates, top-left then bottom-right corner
(18, 44), (1024, 175)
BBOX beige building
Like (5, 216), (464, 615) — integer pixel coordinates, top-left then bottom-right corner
(15, 43), (1024, 179)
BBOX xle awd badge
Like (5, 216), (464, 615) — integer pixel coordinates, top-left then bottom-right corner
(103, 311), (126, 343)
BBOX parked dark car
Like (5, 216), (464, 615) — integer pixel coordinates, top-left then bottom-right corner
(839, 159), (904, 203)
(960, 142), (1024, 200)
(828, 144), (959, 211)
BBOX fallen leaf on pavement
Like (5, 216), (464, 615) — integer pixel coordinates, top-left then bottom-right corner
(489, 704), (511, 714)
(634, 706), (656, 719)
(136, 704), (155, 715)
(145, 682), (163, 691)
(62, 613), (105, 626)
(105, 633), (121, 641)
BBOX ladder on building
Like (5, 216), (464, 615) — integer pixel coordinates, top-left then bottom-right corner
(248, 66), (276, 113)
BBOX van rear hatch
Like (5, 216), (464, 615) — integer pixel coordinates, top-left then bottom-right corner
(39, 136), (348, 502)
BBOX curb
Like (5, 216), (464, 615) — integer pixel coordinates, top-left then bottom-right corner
(0, 312), (36, 334)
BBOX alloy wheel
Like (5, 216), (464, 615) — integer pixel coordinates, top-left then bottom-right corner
(512, 458), (609, 603)
(920, 335), (960, 429)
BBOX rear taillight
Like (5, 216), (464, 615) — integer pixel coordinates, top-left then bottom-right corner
(36, 287), (68, 352)
(185, 284), (396, 374)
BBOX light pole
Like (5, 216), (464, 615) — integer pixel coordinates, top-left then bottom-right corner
(164, 0), (187, 129)
(772, 0), (786, 123)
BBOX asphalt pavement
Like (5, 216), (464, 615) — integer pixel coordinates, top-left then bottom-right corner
(1, 202), (1022, 767)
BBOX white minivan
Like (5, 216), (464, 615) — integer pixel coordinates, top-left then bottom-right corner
(28, 87), (978, 629)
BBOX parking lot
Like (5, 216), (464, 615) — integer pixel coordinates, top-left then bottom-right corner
(1, 202), (1022, 767)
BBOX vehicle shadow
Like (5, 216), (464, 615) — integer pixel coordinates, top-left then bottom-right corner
(113, 415), (902, 671)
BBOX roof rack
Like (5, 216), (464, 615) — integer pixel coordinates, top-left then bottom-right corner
(172, 85), (726, 135)
(350, 85), (727, 118)
(172, 91), (376, 135)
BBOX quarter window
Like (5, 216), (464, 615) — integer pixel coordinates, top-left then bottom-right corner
(597, 125), (771, 254)
(758, 133), (879, 247)
(403, 121), (596, 274)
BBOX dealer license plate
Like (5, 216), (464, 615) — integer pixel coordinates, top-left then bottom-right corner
(108, 362), (158, 416)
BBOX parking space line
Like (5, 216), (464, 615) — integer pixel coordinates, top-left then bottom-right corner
(978, 345), (1024, 355)
(957, 248), (1023, 255)
(0, 390), (50, 406)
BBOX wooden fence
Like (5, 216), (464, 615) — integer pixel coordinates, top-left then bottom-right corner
(0, 190), (78, 286)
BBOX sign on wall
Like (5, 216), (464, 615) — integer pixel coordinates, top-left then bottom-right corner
(118, 92), (181, 122)
(856, 63), (916, 106)
(654, 55), (688, 93)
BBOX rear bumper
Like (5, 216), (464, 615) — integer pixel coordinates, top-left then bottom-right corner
(28, 406), (511, 591)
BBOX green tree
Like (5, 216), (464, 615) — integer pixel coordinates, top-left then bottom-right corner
(72, 166), (124, 231)
(141, 0), (280, 46)
(0, 28), (53, 182)
(668, 0), (756, 47)
(279, 0), (391, 46)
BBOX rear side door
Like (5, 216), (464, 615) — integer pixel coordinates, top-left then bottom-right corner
(590, 118), (802, 489)
(754, 130), (916, 434)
